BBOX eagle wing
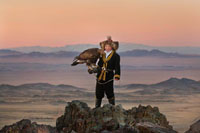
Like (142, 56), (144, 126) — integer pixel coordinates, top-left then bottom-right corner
(78, 48), (100, 62)
(71, 48), (101, 66)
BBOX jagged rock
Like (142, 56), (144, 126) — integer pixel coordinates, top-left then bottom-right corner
(0, 100), (178, 133)
(185, 119), (200, 133)
(56, 100), (91, 132)
(135, 122), (176, 133)
(126, 104), (172, 129)
(0, 119), (57, 133)
(56, 100), (177, 133)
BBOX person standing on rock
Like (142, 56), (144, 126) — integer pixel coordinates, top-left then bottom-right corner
(94, 36), (121, 108)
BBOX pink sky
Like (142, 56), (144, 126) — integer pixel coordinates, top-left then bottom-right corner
(0, 0), (200, 49)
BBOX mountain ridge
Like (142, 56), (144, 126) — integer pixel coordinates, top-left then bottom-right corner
(121, 77), (200, 95)
(0, 49), (199, 58)
(2, 43), (200, 54)
(1, 78), (200, 97)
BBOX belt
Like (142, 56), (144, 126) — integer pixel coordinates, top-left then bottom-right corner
(101, 67), (113, 73)
(106, 68), (114, 72)
(98, 65), (114, 81)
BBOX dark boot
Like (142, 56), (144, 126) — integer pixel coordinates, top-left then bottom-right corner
(108, 97), (115, 105)
(95, 98), (102, 108)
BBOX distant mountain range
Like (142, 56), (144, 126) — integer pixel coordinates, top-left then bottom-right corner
(0, 49), (22, 56)
(119, 77), (200, 95)
(0, 78), (200, 100)
(0, 49), (79, 58)
(119, 49), (200, 57)
(0, 83), (87, 98)
(0, 49), (199, 58)
(3, 43), (200, 54)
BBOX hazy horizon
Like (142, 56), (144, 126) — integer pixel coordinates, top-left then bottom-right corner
(1, 42), (200, 50)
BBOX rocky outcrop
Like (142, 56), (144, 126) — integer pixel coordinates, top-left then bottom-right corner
(56, 100), (177, 133)
(185, 119), (200, 133)
(0, 119), (57, 133)
(0, 100), (177, 133)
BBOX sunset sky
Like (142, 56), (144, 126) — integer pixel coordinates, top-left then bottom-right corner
(0, 0), (200, 49)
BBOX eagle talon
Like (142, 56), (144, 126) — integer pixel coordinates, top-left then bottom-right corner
(88, 67), (99, 74)
(88, 69), (93, 74)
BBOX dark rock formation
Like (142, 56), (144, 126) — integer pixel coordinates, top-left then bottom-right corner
(185, 119), (200, 133)
(0, 119), (57, 133)
(56, 100), (177, 133)
(0, 100), (178, 133)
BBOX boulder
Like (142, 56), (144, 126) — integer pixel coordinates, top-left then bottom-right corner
(0, 119), (57, 133)
(185, 119), (200, 133)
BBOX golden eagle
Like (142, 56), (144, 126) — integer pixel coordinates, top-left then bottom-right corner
(71, 48), (104, 74)
(71, 36), (119, 74)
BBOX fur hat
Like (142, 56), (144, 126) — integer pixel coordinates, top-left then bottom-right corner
(99, 36), (119, 51)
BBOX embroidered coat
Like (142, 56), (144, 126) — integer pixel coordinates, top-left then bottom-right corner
(96, 50), (120, 82)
